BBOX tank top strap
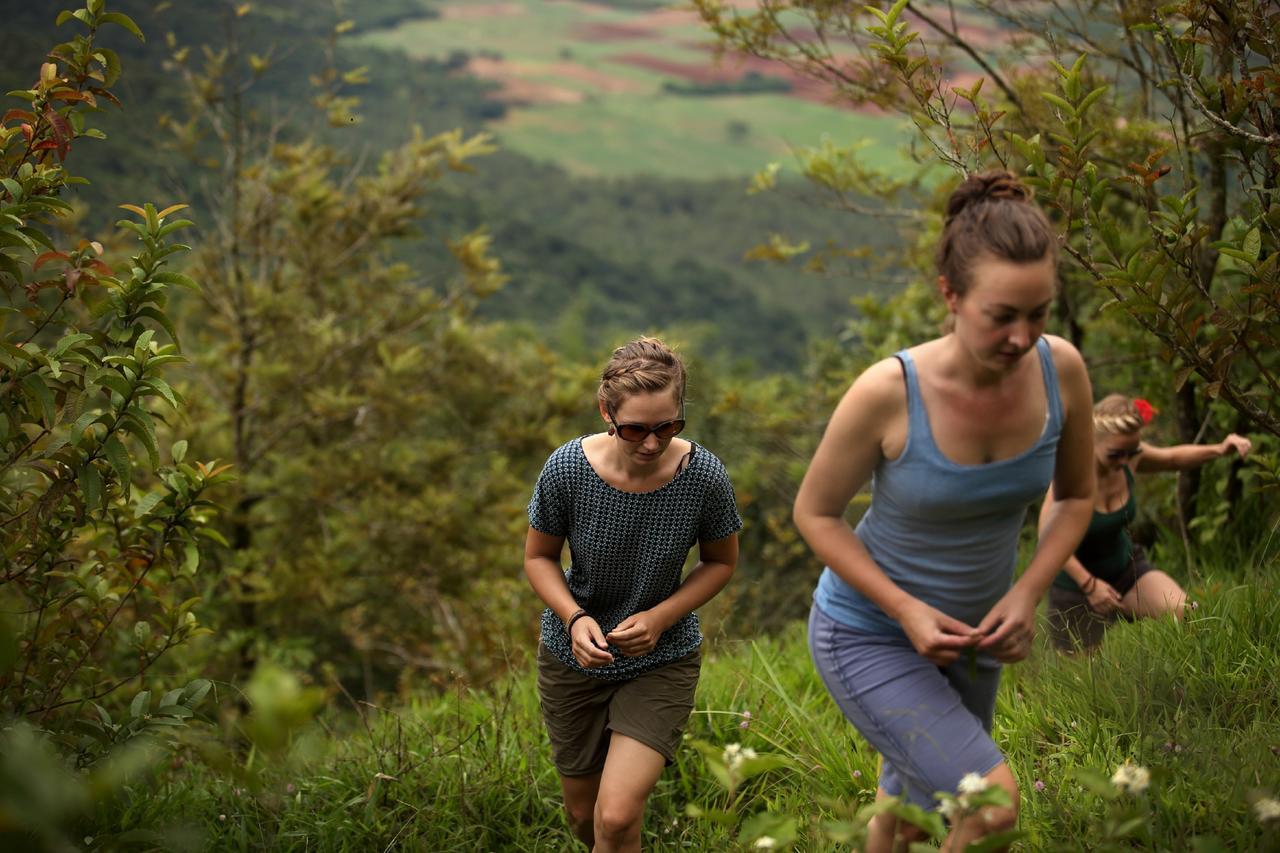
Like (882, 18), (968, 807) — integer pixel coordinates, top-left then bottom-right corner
(1035, 337), (1063, 431)
(893, 349), (931, 453)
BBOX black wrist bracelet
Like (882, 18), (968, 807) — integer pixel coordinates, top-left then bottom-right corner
(566, 608), (589, 632)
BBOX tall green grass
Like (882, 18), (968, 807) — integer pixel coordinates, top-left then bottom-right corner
(95, 558), (1278, 851)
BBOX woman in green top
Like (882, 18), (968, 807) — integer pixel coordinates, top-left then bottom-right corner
(1039, 393), (1251, 651)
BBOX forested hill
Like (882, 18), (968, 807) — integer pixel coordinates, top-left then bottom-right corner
(0, 0), (898, 368)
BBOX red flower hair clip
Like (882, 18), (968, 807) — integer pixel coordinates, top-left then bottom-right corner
(1133, 398), (1157, 424)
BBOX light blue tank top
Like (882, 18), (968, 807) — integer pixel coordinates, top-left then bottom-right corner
(813, 337), (1063, 636)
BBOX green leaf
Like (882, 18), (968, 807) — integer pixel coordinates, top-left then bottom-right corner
(151, 271), (199, 290)
(122, 407), (159, 468)
(1216, 247), (1257, 267)
(96, 371), (133, 399)
(136, 305), (179, 345)
(0, 251), (23, 283)
(739, 811), (798, 846)
(140, 378), (180, 410)
(1041, 91), (1076, 116)
(183, 541), (199, 575)
(94, 47), (122, 87)
(17, 227), (54, 253)
(181, 678), (212, 707)
(51, 332), (93, 358)
(1075, 84), (1108, 116)
(20, 373), (56, 426)
(155, 220), (195, 240)
(171, 439), (188, 463)
(68, 409), (102, 444)
(134, 489), (164, 516)
(1072, 767), (1119, 800)
(100, 11), (145, 41)
(129, 689), (152, 719)
(962, 830), (1027, 852)
(102, 434), (131, 488)
(1242, 227), (1261, 261)
(78, 462), (102, 510)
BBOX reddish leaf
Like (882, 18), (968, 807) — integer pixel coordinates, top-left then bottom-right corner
(33, 251), (70, 271)
(45, 109), (72, 143)
(88, 259), (113, 276)
(87, 87), (122, 108)
(1, 109), (35, 125)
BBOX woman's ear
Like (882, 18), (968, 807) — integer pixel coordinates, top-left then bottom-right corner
(938, 275), (959, 313)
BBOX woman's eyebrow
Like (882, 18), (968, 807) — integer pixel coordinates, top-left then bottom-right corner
(988, 299), (1053, 312)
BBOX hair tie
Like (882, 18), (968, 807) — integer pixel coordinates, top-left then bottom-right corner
(1133, 399), (1156, 424)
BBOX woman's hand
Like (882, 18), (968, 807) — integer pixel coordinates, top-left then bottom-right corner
(1221, 433), (1252, 459)
(569, 616), (614, 668)
(606, 610), (670, 657)
(976, 589), (1038, 663)
(1084, 577), (1122, 615)
(898, 600), (981, 666)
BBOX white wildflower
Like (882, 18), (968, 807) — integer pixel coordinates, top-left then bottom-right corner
(1255, 797), (1280, 824)
(723, 742), (757, 772)
(957, 772), (989, 795)
(1111, 762), (1151, 795)
(938, 798), (961, 820)
(753, 837), (777, 849)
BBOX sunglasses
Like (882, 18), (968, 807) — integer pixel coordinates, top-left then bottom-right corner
(1106, 447), (1142, 461)
(609, 404), (686, 443)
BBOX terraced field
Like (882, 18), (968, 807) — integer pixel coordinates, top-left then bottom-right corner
(357, 0), (926, 178)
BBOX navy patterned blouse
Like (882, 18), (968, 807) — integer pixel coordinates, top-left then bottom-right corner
(528, 437), (743, 680)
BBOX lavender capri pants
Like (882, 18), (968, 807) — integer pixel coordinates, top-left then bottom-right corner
(808, 603), (1005, 809)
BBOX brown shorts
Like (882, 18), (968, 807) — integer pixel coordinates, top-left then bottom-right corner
(536, 643), (701, 777)
(1047, 544), (1155, 651)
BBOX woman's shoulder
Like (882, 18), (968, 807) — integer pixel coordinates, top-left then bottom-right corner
(1041, 333), (1087, 377)
(844, 354), (911, 414)
(541, 437), (588, 474)
(688, 440), (726, 475)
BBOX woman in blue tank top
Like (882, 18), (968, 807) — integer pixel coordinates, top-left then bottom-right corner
(794, 171), (1097, 852)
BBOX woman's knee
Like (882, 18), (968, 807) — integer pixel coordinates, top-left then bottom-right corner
(955, 766), (1020, 841)
(565, 800), (594, 833)
(595, 797), (643, 841)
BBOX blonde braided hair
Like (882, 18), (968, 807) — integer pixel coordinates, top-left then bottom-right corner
(598, 337), (686, 415)
(1093, 393), (1147, 436)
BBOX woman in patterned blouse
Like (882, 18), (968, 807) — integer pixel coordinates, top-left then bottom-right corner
(524, 337), (743, 852)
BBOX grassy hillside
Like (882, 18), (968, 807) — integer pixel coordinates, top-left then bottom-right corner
(90, 552), (1280, 850)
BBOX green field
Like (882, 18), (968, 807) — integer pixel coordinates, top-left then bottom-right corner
(356, 0), (913, 179)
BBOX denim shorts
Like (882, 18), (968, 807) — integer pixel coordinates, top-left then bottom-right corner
(808, 603), (1005, 809)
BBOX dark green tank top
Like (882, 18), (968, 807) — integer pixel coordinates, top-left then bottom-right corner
(1052, 467), (1135, 591)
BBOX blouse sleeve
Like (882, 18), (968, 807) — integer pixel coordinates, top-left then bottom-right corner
(527, 446), (571, 537)
(698, 456), (743, 542)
